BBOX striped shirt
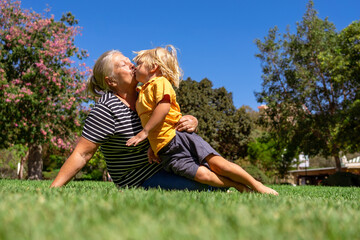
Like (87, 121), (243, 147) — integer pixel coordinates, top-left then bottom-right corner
(82, 92), (162, 188)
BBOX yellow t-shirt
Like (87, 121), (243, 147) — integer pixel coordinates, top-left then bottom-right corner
(136, 76), (182, 156)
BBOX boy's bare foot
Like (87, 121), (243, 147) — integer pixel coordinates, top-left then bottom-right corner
(235, 183), (254, 193)
(253, 182), (279, 195)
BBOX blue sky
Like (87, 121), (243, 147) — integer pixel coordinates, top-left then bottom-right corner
(20, 0), (360, 110)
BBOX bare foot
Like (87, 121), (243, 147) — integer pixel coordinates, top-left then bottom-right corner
(254, 182), (279, 195)
(235, 183), (254, 193)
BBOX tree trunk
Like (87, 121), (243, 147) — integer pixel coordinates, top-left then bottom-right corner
(18, 150), (29, 180)
(334, 155), (342, 172)
(27, 144), (43, 180)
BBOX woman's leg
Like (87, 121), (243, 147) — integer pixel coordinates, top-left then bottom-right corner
(194, 166), (251, 192)
(205, 154), (278, 195)
(141, 169), (212, 191)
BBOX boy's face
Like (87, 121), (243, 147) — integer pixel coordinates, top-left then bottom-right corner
(135, 61), (151, 84)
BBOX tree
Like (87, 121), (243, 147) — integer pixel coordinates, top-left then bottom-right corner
(255, 0), (360, 172)
(247, 133), (291, 178)
(176, 77), (252, 160)
(0, 0), (90, 179)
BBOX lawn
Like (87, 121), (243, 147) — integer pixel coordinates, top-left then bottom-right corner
(0, 180), (359, 240)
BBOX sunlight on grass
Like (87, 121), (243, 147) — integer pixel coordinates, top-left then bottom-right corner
(0, 180), (359, 240)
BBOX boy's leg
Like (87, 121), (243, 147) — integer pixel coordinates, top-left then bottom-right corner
(194, 166), (251, 193)
(205, 154), (278, 195)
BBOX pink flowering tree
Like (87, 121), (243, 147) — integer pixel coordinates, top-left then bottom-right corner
(0, 0), (91, 179)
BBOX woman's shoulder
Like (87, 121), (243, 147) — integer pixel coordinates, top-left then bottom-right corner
(88, 92), (118, 115)
(92, 92), (132, 117)
(96, 91), (117, 105)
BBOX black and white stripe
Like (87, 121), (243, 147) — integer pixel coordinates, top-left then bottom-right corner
(82, 92), (162, 187)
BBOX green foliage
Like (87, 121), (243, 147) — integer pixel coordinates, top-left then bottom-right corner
(177, 78), (252, 160)
(242, 165), (270, 184)
(247, 133), (288, 177)
(1, 180), (360, 240)
(76, 150), (106, 181)
(322, 172), (360, 187)
(42, 169), (60, 180)
(255, 1), (360, 171)
(0, 145), (28, 178)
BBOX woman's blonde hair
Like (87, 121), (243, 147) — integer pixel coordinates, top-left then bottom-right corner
(133, 45), (183, 88)
(86, 50), (122, 97)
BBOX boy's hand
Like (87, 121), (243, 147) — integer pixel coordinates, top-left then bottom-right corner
(126, 130), (148, 146)
(147, 147), (160, 164)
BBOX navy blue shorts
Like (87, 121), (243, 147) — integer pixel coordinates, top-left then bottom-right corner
(158, 131), (220, 180)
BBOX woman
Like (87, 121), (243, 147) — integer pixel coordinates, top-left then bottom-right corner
(50, 50), (211, 190)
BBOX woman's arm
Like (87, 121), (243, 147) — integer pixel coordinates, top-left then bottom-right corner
(50, 137), (99, 187)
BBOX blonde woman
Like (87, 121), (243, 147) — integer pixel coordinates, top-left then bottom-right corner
(126, 45), (278, 195)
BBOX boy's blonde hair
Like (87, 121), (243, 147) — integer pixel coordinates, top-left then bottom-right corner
(133, 45), (183, 88)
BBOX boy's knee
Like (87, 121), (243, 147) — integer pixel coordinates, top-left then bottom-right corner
(195, 167), (212, 183)
(211, 160), (233, 175)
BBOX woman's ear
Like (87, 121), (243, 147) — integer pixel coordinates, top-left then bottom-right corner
(105, 76), (116, 87)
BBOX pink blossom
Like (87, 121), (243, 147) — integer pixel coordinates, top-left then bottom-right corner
(57, 138), (64, 146)
(1, 0), (90, 152)
(74, 119), (80, 127)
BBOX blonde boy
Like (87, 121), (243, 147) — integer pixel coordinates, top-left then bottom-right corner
(127, 45), (278, 195)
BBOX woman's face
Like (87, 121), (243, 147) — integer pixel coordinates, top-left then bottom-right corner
(112, 54), (136, 86)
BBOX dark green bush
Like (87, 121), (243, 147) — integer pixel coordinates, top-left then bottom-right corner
(243, 165), (270, 184)
(77, 169), (103, 181)
(322, 172), (360, 187)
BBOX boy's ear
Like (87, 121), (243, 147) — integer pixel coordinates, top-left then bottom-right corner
(150, 64), (159, 73)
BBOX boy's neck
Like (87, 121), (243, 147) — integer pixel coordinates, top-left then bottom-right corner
(147, 70), (162, 82)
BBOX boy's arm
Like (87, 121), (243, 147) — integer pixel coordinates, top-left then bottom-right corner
(126, 97), (170, 146)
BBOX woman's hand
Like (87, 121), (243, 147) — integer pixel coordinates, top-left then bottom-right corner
(147, 147), (161, 164)
(175, 115), (198, 133)
(126, 130), (148, 146)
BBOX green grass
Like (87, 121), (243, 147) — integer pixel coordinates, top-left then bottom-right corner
(0, 180), (359, 240)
